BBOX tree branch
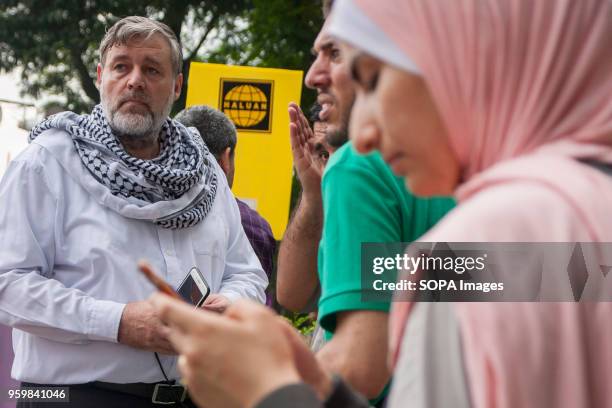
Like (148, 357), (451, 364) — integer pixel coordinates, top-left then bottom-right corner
(173, 10), (221, 113)
(186, 11), (221, 61)
(163, 1), (190, 44)
(69, 46), (99, 104)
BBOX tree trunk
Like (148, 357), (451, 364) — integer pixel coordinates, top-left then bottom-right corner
(70, 46), (99, 104)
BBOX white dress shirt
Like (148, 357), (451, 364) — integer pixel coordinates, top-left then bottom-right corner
(0, 129), (268, 384)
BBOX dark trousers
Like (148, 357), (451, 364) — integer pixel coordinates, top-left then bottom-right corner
(16, 383), (198, 408)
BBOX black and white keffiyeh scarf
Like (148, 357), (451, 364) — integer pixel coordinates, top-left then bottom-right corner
(29, 104), (218, 229)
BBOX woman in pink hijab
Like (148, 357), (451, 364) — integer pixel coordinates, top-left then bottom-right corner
(150, 0), (612, 407)
(328, 0), (612, 407)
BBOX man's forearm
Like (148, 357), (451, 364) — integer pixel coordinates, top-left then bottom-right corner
(276, 194), (323, 311)
(0, 269), (125, 344)
(117, 300), (176, 354)
(315, 311), (391, 399)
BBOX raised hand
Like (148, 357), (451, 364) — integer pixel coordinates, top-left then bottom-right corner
(289, 102), (325, 199)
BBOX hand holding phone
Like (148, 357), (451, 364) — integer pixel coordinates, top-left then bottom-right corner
(138, 260), (211, 307)
(176, 267), (211, 307)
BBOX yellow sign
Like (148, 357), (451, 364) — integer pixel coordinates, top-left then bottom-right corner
(186, 62), (303, 239)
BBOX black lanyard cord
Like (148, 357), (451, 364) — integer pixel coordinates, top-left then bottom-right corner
(154, 352), (189, 407)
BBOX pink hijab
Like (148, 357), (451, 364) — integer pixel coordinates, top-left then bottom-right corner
(330, 0), (612, 407)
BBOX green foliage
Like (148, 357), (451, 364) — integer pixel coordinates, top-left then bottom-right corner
(207, 0), (321, 110)
(0, 0), (251, 112)
(0, 1), (321, 114)
(208, 0), (321, 69)
(284, 311), (316, 337)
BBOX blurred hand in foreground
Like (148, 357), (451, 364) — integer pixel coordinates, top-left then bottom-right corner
(151, 295), (333, 408)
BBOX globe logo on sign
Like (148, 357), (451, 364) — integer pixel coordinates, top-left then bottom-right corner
(220, 79), (273, 132)
(224, 85), (266, 127)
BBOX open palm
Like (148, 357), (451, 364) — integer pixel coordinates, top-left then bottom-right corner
(288, 102), (325, 196)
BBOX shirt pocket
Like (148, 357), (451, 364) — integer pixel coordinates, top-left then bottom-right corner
(190, 213), (228, 291)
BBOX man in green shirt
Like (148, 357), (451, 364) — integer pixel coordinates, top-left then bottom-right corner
(318, 145), (453, 336)
(276, 0), (455, 403)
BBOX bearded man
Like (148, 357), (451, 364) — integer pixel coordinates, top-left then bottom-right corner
(275, 1), (455, 405)
(0, 16), (267, 408)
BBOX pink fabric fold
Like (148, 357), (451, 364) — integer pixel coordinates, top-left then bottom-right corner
(348, 0), (612, 407)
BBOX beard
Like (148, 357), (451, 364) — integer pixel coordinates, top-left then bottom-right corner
(326, 126), (349, 148)
(325, 97), (354, 148)
(100, 88), (174, 142)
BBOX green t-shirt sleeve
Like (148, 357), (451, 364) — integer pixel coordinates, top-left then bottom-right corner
(318, 159), (402, 334)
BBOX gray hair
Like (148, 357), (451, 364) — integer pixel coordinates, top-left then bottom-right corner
(175, 105), (237, 158)
(99, 16), (183, 75)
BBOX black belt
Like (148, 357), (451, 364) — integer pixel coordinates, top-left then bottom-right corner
(91, 381), (188, 405)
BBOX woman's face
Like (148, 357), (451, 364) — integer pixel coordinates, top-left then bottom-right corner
(346, 49), (460, 197)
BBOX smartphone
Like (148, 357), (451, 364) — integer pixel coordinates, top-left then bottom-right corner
(138, 261), (210, 307)
(176, 267), (211, 307)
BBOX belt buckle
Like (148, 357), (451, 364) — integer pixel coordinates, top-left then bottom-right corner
(152, 383), (187, 405)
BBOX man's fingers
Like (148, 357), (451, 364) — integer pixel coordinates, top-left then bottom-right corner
(289, 102), (304, 127)
(164, 326), (193, 354)
(289, 105), (308, 144)
(201, 295), (229, 313)
(278, 319), (320, 375)
(151, 293), (225, 333)
(288, 105), (299, 124)
(297, 108), (314, 142)
(277, 318), (329, 396)
(291, 103), (316, 146)
(296, 106), (309, 130)
(156, 340), (179, 356)
(202, 305), (225, 314)
(306, 139), (317, 155)
(152, 325), (179, 355)
(289, 123), (302, 150)
(151, 294), (199, 331)
(159, 323), (172, 339)
(289, 109), (308, 148)
(151, 293), (241, 355)
(289, 104), (308, 145)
